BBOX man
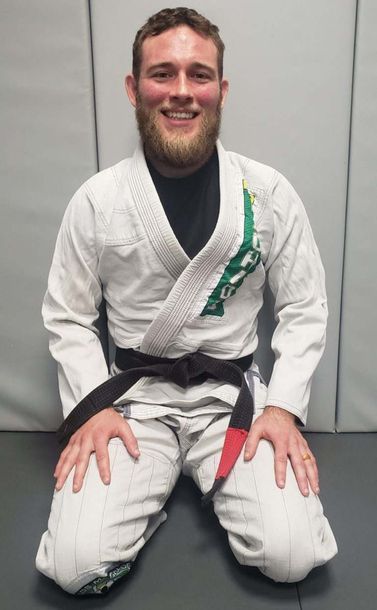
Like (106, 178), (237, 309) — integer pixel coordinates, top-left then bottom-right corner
(36, 7), (337, 595)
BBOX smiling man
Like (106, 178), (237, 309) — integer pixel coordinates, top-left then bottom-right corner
(127, 22), (227, 174)
(36, 7), (337, 596)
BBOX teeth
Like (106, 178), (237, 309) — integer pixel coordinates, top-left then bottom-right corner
(165, 111), (195, 120)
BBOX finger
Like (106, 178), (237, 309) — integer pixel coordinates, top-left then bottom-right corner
(54, 455), (64, 479)
(302, 451), (320, 494)
(118, 421), (140, 458)
(55, 443), (80, 491)
(54, 442), (73, 478)
(94, 437), (111, 485)
(72, 441), (93, 493)
(273, 443), (289, 489)
(289, 449), (310, 496)
(244, 427), (262, 461)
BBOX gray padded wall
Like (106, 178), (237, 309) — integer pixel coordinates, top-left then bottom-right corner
(337, 0), (377, 431)
(1, 1), (374, 432)
(0, 0), (97, 429)
(91, 0), (356, 431)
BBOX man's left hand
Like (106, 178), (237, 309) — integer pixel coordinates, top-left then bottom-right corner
(244, 405), (320, 496)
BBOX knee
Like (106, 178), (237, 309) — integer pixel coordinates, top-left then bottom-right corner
(255, 509), (338, 583)
(36, 530), (106, 594)
(259, 541), (315, 583)
(230, 531), (316, 583)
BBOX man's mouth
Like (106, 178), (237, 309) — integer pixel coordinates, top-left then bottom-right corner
(161, 110), (199, 120)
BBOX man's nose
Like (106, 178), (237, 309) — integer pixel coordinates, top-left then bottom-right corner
(170, 73), (193, 100)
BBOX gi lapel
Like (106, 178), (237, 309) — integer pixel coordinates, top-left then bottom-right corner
(129, 141), (245, 357)
(128, 142), (189, 280)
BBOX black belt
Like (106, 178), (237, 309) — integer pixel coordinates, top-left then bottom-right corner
(57, 348), (254, 504)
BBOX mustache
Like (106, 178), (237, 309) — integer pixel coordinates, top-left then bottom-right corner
(135, 94), (201, 116)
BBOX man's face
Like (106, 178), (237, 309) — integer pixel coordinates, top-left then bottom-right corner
(126, 25), (228, 174)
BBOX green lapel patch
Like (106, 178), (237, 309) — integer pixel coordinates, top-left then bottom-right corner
(201, 179), (261, 317)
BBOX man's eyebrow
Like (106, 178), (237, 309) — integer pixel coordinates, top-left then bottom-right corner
(191, 62), (217, 76)
(145, 62), (175, 73)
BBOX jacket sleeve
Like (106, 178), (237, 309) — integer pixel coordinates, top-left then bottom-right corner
(264, 172), (327, 425)
(42, 184), (109, 419)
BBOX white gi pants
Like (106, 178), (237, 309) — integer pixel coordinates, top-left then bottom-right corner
(36, 390), (338, 594)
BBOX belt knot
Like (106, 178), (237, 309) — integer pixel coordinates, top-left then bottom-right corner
(167, 353), (195, 387)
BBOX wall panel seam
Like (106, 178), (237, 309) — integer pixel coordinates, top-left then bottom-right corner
(87, 0), (109, 366)
(334, 0), (359, 432)
(87, 0), (99, 173)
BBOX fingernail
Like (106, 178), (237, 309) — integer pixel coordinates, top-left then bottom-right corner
(304, 488), (309, 496)
(73, 484), (79, 493)
(103, 477), (110, 485)
(278, 480), (285, 488)
(244, 451), (251, 460)
(315, 487), (320, 494)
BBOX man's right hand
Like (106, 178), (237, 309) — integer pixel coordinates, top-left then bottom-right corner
(54, 407), (140, 493)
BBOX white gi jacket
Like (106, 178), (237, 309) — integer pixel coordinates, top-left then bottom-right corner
(43, 141), (327, 425)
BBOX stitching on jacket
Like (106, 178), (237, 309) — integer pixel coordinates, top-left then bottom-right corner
(111, 165), (120, 188)
(84, 183), (109, 230)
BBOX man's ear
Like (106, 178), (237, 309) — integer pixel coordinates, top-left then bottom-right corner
(125, 74), (137, 107)
(220, 79), (229, 108)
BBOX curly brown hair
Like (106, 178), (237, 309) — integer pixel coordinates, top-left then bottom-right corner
(132, 7), (225, 81)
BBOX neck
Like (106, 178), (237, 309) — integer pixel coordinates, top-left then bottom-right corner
(144, 147), (214, 178)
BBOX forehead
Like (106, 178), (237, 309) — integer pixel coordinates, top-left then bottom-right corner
(140, 25), (219, 72)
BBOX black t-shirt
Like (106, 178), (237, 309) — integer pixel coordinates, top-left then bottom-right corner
(146, 149), (220, 259)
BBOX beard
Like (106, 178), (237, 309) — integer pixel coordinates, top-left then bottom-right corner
(135, 94), (222, 169)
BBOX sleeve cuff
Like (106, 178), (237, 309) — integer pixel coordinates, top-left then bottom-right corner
(264, 397), (307, 426)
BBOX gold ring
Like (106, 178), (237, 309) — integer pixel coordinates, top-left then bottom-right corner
(302, 453), (311, 461)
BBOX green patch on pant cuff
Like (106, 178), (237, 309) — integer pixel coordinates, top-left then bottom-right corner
(76, 561), (133, 595)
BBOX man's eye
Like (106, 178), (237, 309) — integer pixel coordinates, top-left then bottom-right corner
(153, 72), (171, 80)
(194, 72), (210, 81)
